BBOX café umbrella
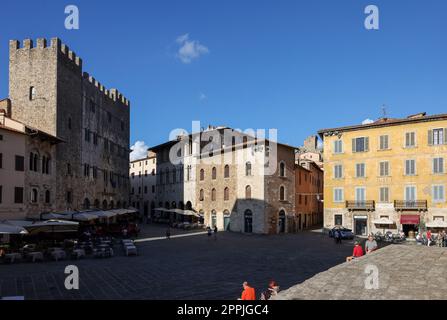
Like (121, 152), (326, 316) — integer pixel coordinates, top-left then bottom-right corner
(0, 222), (28, 235)
(8, 220), (79, 235)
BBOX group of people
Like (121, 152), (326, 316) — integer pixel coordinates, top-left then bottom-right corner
(206, 226), (218, 240)
(346, 234), (378, 262)
(239, 280), (280, 300)
(416, 230), (447, 247)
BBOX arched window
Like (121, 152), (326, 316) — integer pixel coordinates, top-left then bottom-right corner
(245, 162), (252, 176)
(211, 188), (216, 201)
(224, 165), (230, 178)
(29, 152), (34, 171)
(42, 154), (50, 174)
(279, 161), (286, 177)
(245, 185), (252, 199)
(31, 188), (38, 203)
(243, 136), (248, 149)
(200, 169), (205, 181)
(29, 86), (36, 100)
(186, 201), (192, 210)
(33, 153), (39, 172)
(199, 189), (204, 201)
(212, 167), (217, 180)
(224, 187), (229, 201)
(280, 186), (285, 201)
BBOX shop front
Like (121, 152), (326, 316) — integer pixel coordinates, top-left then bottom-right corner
(400, 214), (420, 237)
(353, 215), (368, 236)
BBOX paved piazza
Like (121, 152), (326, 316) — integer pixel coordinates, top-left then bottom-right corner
(277, 244), (447, 300)
(0, 225), (353, 300)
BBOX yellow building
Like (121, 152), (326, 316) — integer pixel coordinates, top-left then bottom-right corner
(318, 112), (447, 236)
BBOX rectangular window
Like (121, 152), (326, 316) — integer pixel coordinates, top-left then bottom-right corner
(152, 185), (155, 193)
(84, 128), (90, 142)
(433, 185), (445, 203)
(405, 186), (416, 201)
(334, 164), (343, 179)
(433, 158), (444, 174)
(333, 188), (344, 202)
(355, 187), (366, 202)
(66, 191), (72, 203)
(352, 137), (369, 153)
(14, 187), (24, 203)
(379, 135), (389, 150)
(431, 128), (445, 145)
(405, 159), (416, 176)
(93, 133), (98, 145)
(0, 153), (2, 169)
(379, 161), (389, 176)
(356, 163), (366, 178)
(0, 185), (2, 203)
(334, 214), (343, 226)
(333, 140), (343, 154)
(379, 187), (389, 203)
(15, 155), (24, 171)
(405, 132), (416, 148)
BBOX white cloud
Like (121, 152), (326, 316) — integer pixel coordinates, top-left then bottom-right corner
(130, 140), (149, 161)
(176, 33), (209, 64)
(199, 92), (207, 101)
(362, 118), (374, 125)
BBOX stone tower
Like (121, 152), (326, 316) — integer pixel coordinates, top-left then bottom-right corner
(8, 38), (130, 211)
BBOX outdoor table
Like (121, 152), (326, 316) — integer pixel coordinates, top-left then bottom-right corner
(27, 252), (44, 263)
(72, 249), (85, 259)
(51, 250), (66, 261)
(5, 253), (22, 263)
(124, 245), (137, 256)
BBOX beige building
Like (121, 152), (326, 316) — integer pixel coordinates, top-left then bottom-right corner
(129, 151), (157, 216)
(0, 104), (61, 220)
(318, 112), (447, 236)
(149, 126), (296, 234)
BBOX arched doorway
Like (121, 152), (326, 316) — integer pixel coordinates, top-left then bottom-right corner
(102, 200), (108, 210)
(83, 198), (90, 210)
(179, 201), (184, 210)
(211, 210), (217, 228)
(185, 201), (192, 210)
(278, 210), (286, 233)
(94, 199), (100, 209)
(223, 210), (231, 231)
(244, 209), (253, 233)
(110, 200), (114, 209)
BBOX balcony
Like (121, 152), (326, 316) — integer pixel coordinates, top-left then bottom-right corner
(346, 200), (375, 211)
(394, 200), (427, 212)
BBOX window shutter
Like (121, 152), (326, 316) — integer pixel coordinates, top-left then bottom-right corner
(444, 128), (447, 144)
(365, 137), (369, 151)
(352, 138), (356, 153)
(428, 130), (433, 146)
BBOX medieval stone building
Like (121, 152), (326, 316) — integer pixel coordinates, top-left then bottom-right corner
(5, 38), (130, 216)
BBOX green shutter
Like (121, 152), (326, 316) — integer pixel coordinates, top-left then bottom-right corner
(365, 137), (369, 151)
(428, 130), (433, 145)
(352, 138), (356, 153)
(444, 128), (447, 144)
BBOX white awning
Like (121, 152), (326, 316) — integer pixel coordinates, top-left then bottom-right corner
(372, 218), (395, 225)
(8, 219), (79, 234)
(426, 220), (447, 228)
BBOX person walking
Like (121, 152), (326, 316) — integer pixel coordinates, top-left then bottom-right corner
(239, 281), (256, 300)
(207, 226), (212, 239)
(213, 225), (218, 241)
(166, 227), (171, 240)
(260, 280), (280, 300)
(346, 241), (364, 262)
(334, 229), (342, 244)
(427, 230), (432, 246)
(365, 235), (378, 254)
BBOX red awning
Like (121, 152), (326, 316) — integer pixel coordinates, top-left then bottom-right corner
(400, 214), (420, 225)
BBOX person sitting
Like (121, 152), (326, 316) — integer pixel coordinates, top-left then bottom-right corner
(365, 235), (378, 254)
(346, 241), (364, 262)
(240, 281), (256, 300)
(260, 280), (280, 300)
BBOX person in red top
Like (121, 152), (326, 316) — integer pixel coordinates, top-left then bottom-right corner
(346, 241), (364, 262)
(426, 230), (432, 246)
(240, 281), (256, 300)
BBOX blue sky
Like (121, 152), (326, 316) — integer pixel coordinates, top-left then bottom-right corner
(1, 0), (446, 157)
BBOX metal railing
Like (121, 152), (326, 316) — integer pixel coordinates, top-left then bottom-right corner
(346, 200), (375, 211)
(394, 200), (427, 211)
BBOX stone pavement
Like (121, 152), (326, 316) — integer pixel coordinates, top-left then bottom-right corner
(276, 244), (447, 300)
(0, 227), (353, 300)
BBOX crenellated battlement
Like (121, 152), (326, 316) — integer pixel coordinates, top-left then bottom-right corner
(9, 37), (130, 107)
